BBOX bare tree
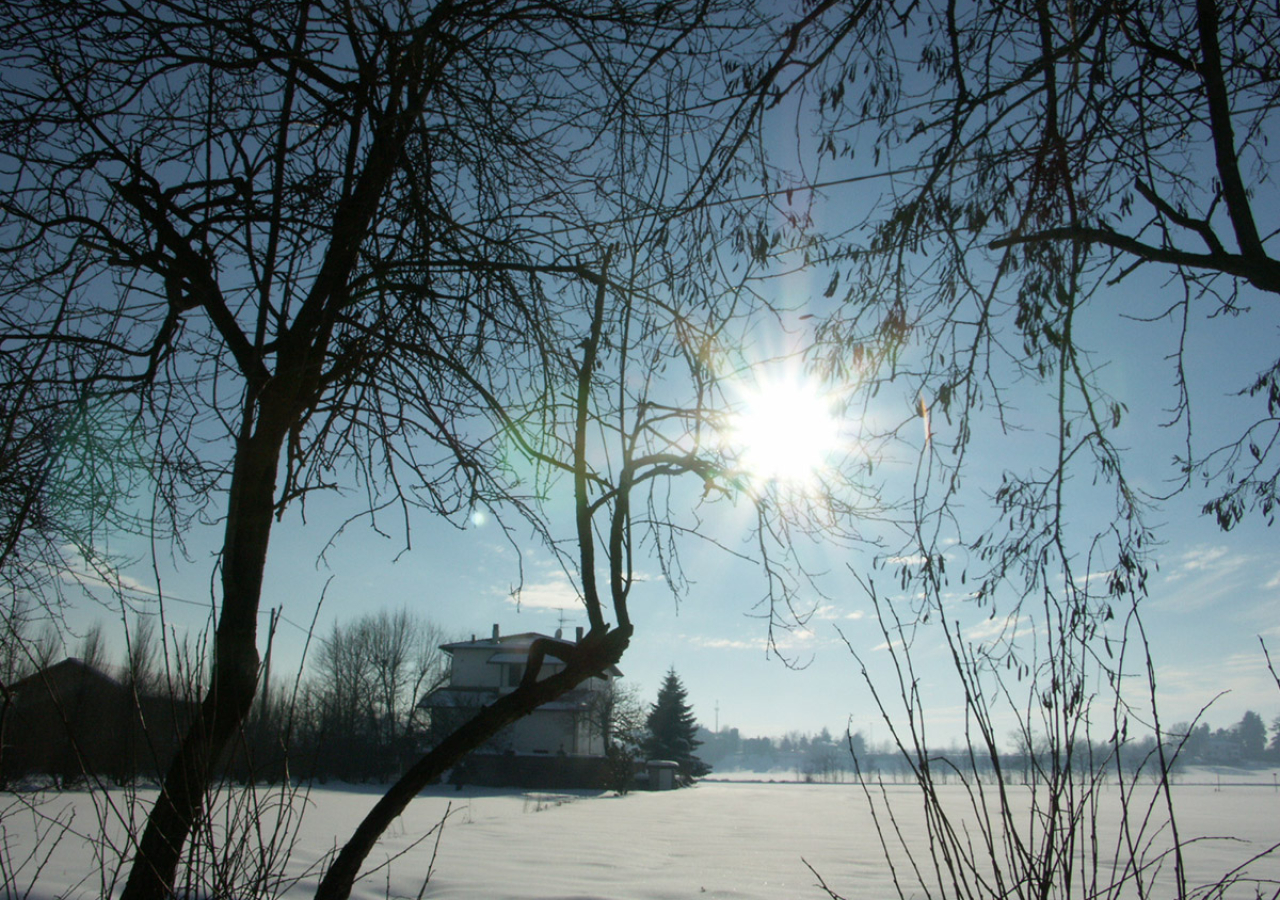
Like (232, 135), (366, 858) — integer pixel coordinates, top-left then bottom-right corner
(29, 621), (61, 672)
(0, 377), (60, 593)
(789, 0), (1280, 583)
(314, 209), (888, 891)
(0, 595), (33, 687)
(306, 608), (446, 780)
(586, 678), (646, 752)
(365, 609), (446, 754)
(124, 613), (161, 700)
(766, 3), (1280, 897)
(76, 621), (107, 671)
(0, 1), (859, 896)
(0, 595), (33, 780)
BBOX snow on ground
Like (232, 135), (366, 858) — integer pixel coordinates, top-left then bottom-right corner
(5, 775), (1279, 899)
(705, 764), (1280, 786)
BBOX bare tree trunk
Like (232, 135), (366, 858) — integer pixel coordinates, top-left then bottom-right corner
(120, 423), (282, 900)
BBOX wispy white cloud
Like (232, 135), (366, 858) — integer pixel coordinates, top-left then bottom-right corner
(964, 613), (1033, 644)
(1154, 543), (1258, 613)
(506, 575), (583, 611)
(1073, 570), (1114, 587)
(503, 563), (654, 613)
(1165, 545), (1233, 581)
(58, 547), (156, 597)
(812, 604), (866, 621)
(688, 627), (818, 653)
(692, 636), (767, 651)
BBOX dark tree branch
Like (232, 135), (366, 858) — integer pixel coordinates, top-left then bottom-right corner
(1194, 0), (1264, 261)
(989, 224), (1280, 294)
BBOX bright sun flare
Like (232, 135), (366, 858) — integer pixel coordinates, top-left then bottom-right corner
(730, 379), (842, 484)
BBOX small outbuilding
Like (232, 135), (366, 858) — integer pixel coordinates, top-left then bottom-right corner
(646, 759), (680, 790)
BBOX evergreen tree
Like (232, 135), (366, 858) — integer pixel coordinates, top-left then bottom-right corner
(1237, 711), (1267, 760)
(642, 668), (710, 783)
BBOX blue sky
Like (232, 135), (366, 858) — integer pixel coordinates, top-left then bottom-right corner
(41, 45), (1280, 752)
(55, 248), (1280, 751)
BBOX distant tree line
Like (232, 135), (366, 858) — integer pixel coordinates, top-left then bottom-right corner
(695, 709), (1280, 784)
(697, 726), (870, 783)
(1165, 711), (1280, 767)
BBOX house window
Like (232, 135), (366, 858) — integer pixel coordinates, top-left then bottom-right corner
(506, 663), (524, 687)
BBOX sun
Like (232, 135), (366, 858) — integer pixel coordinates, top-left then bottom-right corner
(729, 377), (842, 485)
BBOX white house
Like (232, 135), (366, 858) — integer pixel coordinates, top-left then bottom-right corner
(420, 624), (621, 760)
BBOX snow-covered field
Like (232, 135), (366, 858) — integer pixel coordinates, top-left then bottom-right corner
(5, 772), (1279, 899)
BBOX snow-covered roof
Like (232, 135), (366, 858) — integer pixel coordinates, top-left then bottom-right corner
(440, 629), (621, 677)
(487, 651), (566, 665)
(440, 631), (548, 653)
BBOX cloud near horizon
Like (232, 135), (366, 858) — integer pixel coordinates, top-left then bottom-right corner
(506, 574), (584, 611)
(58, 546), (157, 599)
(688, 627), (818, 653)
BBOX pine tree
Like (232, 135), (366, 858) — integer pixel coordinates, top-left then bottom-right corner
(642, 667), (710, 783)
(1237, 711), (1267, 760)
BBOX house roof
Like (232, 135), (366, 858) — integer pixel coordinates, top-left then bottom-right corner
(440, 632), (548, 652)
(11, 657), (126, 693)
(487, 651), (566, 665)
(440, 630), (621, 677)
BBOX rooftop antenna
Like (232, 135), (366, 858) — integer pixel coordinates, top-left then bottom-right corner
(555, 608), (575, 636)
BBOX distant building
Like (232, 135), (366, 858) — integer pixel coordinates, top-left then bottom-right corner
(2, 658), (193, 786)
(419, 624), (621, 787)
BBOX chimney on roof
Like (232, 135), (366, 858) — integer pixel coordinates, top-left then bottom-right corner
(492, 623), (500, 640)
(576, 626), (584, 643)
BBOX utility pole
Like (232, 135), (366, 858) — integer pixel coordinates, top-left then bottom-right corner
(258, 607), (281, 725)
